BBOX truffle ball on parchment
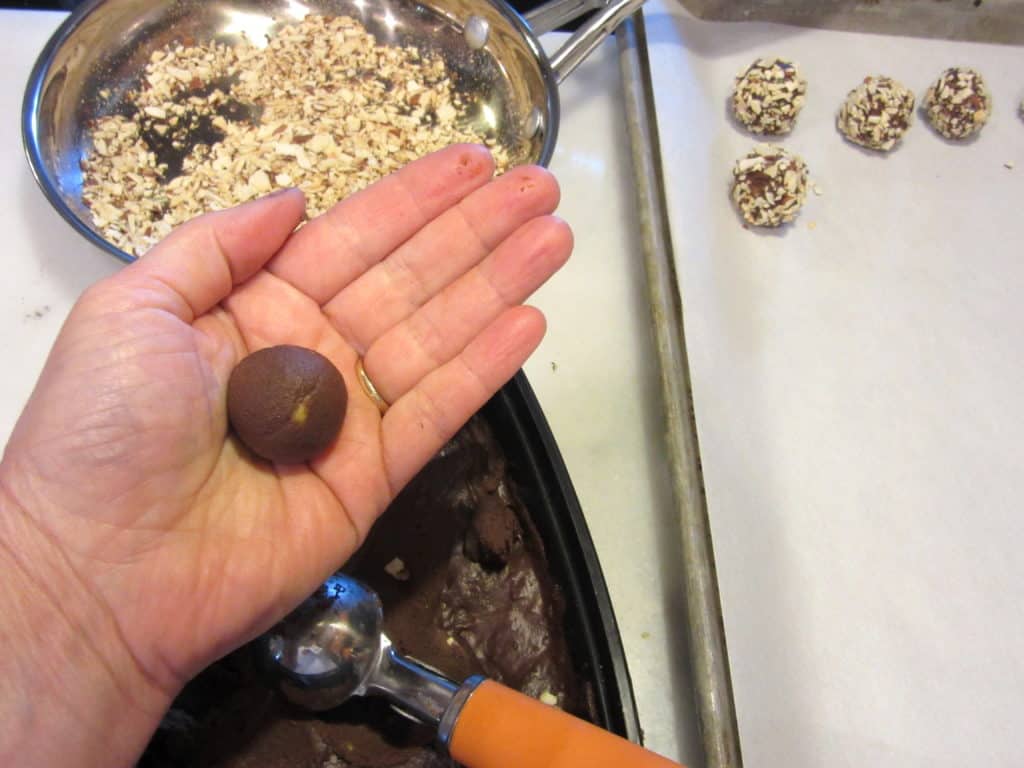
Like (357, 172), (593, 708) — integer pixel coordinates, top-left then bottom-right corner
(731, 144), (809, 228)
(837, 75), (916, 151)
(923, 67), (992, 140)
(227, 345), (348, 464)
(731, 57), (808, 135)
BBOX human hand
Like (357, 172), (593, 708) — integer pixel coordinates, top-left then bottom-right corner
(0, 145), (570, 766)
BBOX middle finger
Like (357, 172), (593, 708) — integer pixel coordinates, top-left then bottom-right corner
(323, 164), (560, 353)
(362, 214), (572, 404)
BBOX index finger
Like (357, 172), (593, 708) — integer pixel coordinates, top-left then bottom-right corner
(265, 144), (495, 305)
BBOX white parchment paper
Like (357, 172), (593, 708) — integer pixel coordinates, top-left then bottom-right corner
(643, 3), (1024, 766)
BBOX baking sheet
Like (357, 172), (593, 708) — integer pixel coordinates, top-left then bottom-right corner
(616, 16), (739, 768)
(644, 2), (1024, 766)
(679, 0), (1024, 45)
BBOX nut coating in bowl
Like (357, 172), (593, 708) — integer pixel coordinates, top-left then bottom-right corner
(23, 0), (560, 262)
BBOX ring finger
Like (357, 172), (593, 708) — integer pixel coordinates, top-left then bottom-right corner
(360, 214), (572, 405)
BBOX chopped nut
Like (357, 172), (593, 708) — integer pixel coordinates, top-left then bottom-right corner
(249, 169), (272, 193)
(539, 691), (559, 706)
(384, 557), (410, 581)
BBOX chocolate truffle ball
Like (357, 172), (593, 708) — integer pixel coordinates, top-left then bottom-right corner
(732, 57), (808, 135)
(227, 345), (347, 464)
(837, 75), (915, 151)
(731, 144), (809, 228)
(923, 67), (992, 140)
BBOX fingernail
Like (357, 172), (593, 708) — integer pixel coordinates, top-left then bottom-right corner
(267, 187), (298, 199)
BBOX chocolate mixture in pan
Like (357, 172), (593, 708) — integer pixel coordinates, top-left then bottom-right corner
(139, 416), (589, 767)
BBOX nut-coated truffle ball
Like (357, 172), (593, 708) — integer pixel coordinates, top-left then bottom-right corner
(731, 144), (809, 228)
(732, 57), (808, 135)
(227, 345), (347, 464)
(923, 67), (992, 140)
(837, 75), (915, 151)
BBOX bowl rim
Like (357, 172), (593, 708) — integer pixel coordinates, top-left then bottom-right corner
(22, 0), (134, 262)
(21, 0), (561, 265)
(486, 371), (643, 744)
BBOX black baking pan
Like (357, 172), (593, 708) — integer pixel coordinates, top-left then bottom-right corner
(482, 370), (642, 743)
(139, 370), (640, 765)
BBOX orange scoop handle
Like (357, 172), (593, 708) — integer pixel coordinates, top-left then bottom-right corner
(448, 680), (683, 768)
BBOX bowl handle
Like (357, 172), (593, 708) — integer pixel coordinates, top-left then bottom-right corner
(523, 0), (608, 35)
(541, 0), (647, 84)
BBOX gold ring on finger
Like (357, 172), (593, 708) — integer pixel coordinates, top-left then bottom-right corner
(356, 358), (389, 414)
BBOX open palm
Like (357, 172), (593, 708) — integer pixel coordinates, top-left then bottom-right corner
(0, 145), (570, 704)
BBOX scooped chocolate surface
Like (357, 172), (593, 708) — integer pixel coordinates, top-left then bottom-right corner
(227, 345), (347, 464)
(140, 417), (590, 767)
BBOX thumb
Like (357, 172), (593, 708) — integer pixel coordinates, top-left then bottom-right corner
(108, 188), (306, 322)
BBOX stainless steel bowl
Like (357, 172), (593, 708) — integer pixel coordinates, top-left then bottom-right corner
(23, 0), (641, 262)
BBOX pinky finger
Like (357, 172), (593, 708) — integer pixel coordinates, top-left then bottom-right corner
(380, 305), (546, 492)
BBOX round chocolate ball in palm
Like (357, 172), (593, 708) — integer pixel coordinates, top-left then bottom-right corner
(226, 345), (347, 464)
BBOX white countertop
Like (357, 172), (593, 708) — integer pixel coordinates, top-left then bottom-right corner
(1, 10), (699, 766)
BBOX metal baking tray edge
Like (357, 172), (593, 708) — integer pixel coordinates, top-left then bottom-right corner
(616, 15), (743, 768)
(484, 371), (643, 743)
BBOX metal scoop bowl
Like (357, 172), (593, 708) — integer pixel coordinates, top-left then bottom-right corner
(264, 573), (682, 768)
